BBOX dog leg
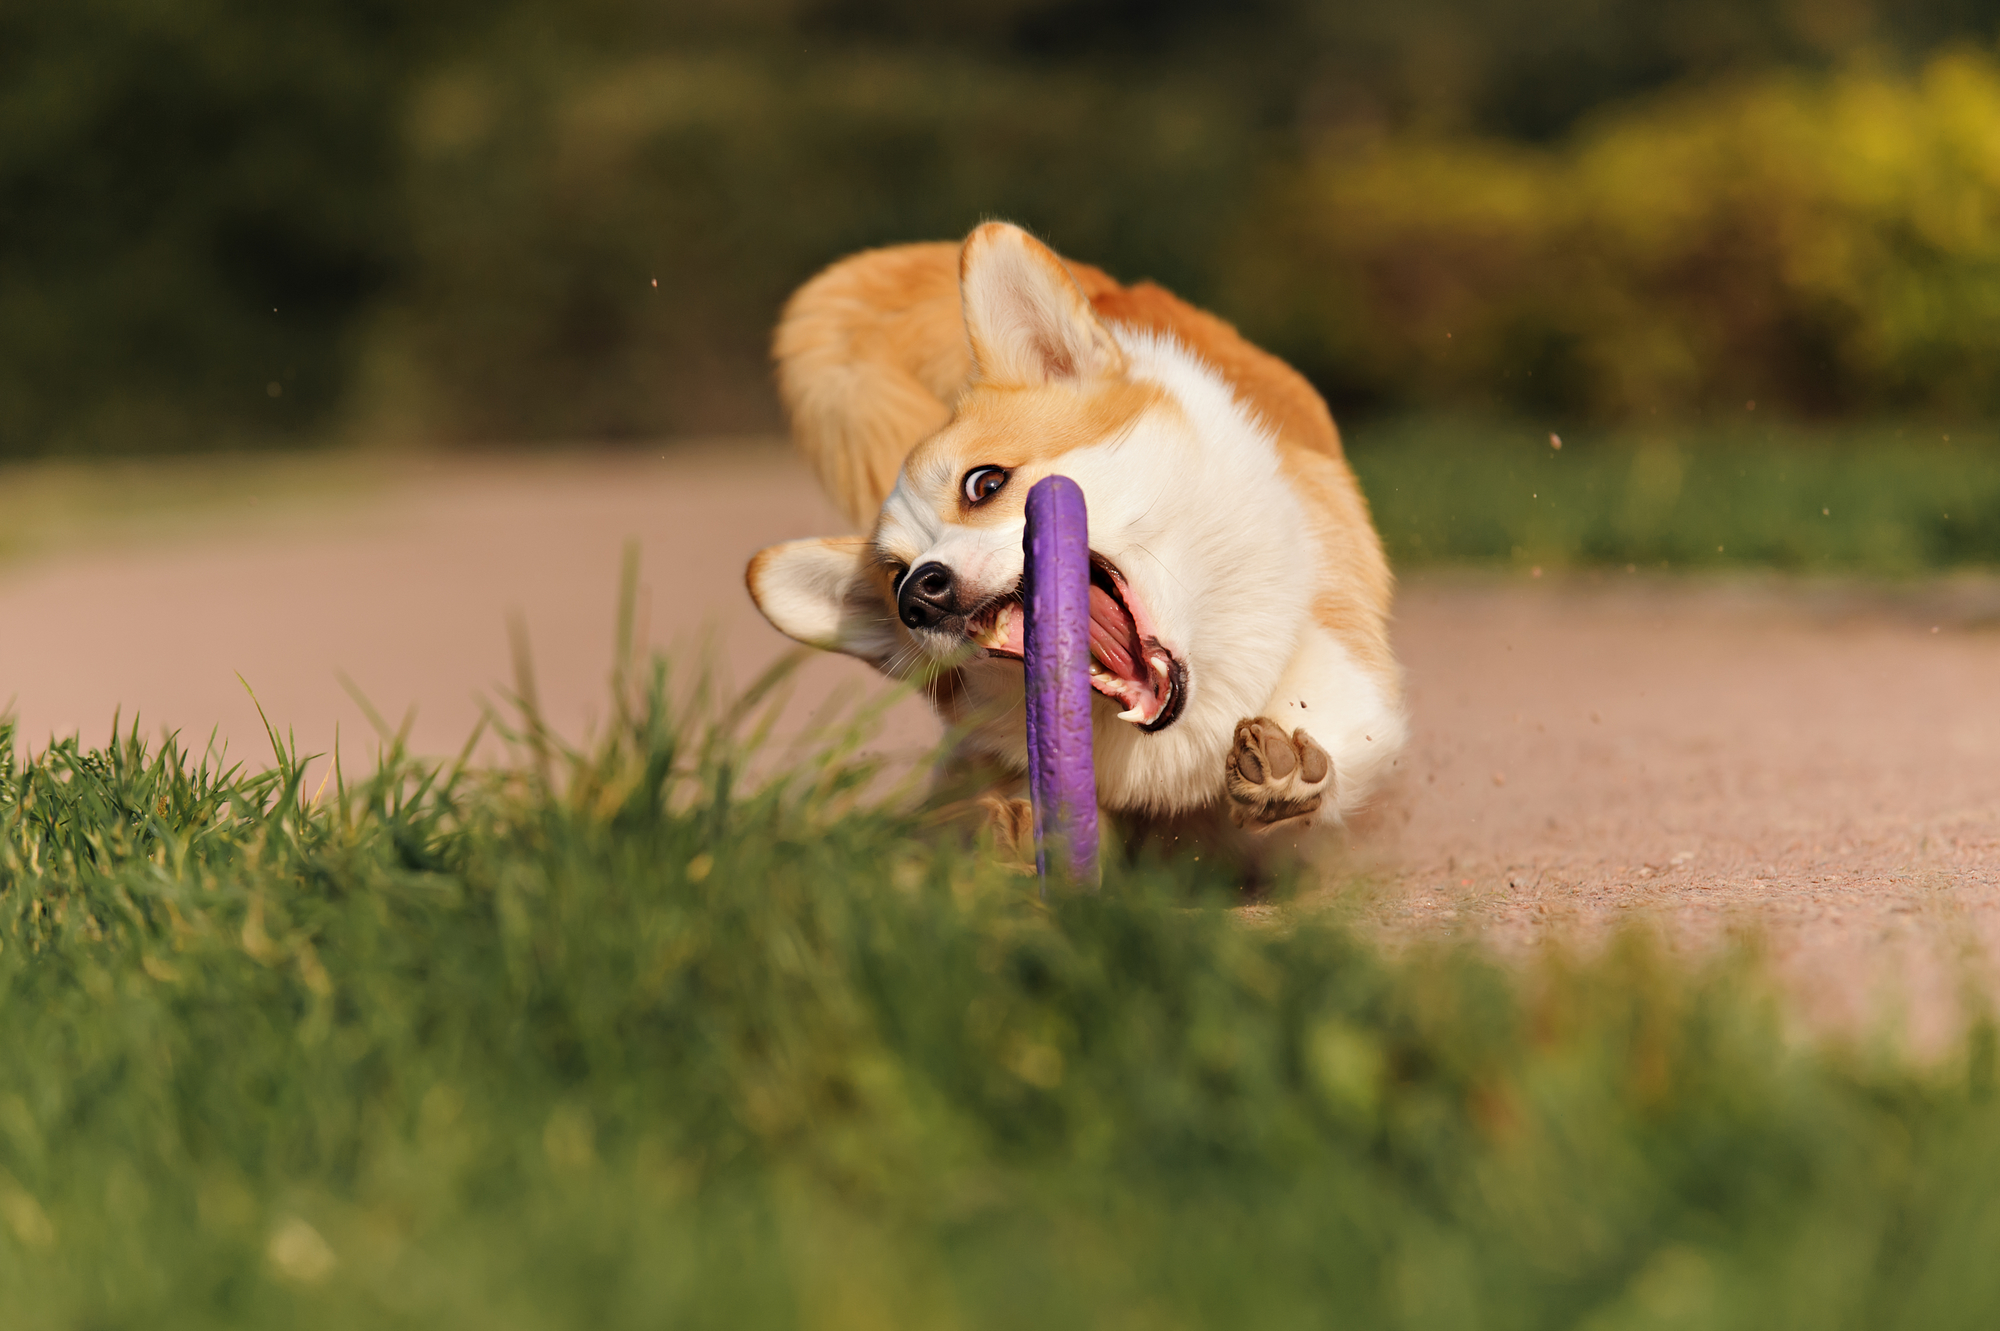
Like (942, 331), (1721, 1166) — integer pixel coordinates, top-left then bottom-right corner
(1224, 717), (1333, 830)
(1252, 625), (1406, 825)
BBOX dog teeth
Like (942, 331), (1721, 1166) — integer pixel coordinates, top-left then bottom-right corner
(1116, 705), (1146, 723)
(975, 609), (1015, 650)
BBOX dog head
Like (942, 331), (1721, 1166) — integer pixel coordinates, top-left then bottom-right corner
(748, 224), (1311, 793)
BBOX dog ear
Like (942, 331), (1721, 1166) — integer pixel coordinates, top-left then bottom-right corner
(746, 537), (903, 668)
(960, 222), (1126, 388)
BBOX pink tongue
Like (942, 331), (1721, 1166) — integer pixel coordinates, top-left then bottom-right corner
(1088, 585), (1141, 681)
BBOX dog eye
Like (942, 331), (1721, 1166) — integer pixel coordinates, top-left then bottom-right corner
(962, 466), (1009, 505)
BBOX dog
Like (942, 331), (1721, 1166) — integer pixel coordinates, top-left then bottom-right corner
(747, 222), (1405, 854)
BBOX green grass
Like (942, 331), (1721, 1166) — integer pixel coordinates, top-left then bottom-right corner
(2, 653), (2000, 1328)
(1350, 419), (2000, 573)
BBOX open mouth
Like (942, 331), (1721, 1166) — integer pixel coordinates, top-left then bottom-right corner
(964, 554), (1187, 731)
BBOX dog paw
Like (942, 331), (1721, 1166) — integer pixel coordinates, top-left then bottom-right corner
(1224, 717), (1333, 830)
(977, 795), (1039, 868)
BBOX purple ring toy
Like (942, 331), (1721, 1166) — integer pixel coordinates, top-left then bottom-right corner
(1022, 475), (1099, 888)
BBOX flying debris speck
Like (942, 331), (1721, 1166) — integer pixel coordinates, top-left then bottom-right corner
(1549, 433), (1562, 450)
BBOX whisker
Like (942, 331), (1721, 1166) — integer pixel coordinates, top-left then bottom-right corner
(882, 641), (926, 680)
(1121, 542), (1191, 596)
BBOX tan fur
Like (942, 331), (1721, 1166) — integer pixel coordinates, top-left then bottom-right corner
(1281, 449), (1400, 687)
(761, 224), (1402, 845)
(905, 379), (1173, 531)
(772, 242), (966, 529)
(775, 232), (1394, 689)
(775, 239), (1348, 526)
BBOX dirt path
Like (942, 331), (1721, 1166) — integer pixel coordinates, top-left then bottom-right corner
(1356, 577), (2000, 1046)
(4, 447), (1997, 1038)
(0, 444), (938, 770)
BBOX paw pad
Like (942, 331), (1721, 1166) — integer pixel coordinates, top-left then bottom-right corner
(1225, 717), (1334, 829)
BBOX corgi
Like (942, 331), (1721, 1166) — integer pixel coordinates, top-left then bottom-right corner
(747, 222), (1405, 849)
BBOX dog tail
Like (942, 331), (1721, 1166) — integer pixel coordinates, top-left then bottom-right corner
(772, 242), (972, 529)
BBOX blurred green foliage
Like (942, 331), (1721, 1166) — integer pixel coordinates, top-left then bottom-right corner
(2, 661), (2000, 1325)
(4, 0), (1998, 453)
(1351, 418), (2000, 571)
(1241, 55), (2000, 420)
(382, 50), (1249, 440)
(0, 1), (466, 454)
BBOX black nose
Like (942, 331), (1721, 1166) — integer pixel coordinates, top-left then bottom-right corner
(898, 561), (956, 630)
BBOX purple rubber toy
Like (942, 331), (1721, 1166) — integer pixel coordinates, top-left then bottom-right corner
(1023, 475), (1099, 888)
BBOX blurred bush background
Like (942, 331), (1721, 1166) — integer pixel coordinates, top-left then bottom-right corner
(5, 0), (1999, 457)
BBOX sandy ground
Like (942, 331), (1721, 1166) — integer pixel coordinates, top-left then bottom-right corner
(1357, 576), (2000, 1047)
(4, 445), (1997, 1040)
(0, 443), (939, 770)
